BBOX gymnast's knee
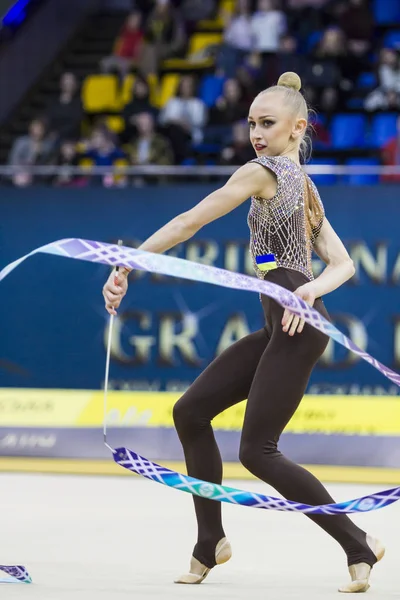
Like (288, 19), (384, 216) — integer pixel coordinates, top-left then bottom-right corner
(239, 439), (279, 476)
(173, 396), (207, 437)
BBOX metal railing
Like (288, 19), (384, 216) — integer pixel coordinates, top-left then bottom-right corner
(1, 164), (400, 177)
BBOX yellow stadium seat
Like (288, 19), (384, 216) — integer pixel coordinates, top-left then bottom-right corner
(82, 75), (119, 113)
(118, 74), (135, 109)
(157, 73), (180, 108)
(79, 157), (94, 169)
(147, 73), (159, 107)
(188, 32), (223, 57)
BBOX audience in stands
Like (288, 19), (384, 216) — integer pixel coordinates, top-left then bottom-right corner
(7, 0), (400, 184)
(218, 0), (253, 78)
(8, 118), (56, 187)
(48, 72), (83, 142)
(365, 49), (400, 112)
(159, 74), (207, 159)
(130, 111), (174, 166)
(52, 141), (87, 188)
(381, 115), (400, 183)
(140, 0), (186, 76)
(100, 11), (144, 77)
(219, 120), (254, 165)
(250, 0), (287, 53)
(122, 75), (158, 142)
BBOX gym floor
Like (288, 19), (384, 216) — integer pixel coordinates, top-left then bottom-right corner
(1, 473), (397, 598)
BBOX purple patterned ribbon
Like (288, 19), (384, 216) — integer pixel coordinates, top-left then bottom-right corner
(0, 565), (32, 583)
(1, 238), (400, 387)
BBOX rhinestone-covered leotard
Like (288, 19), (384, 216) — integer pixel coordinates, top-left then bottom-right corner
(247, 156), (325, 281)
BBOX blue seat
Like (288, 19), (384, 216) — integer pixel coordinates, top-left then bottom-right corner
(357, 72), (377, 88)
(383, 30), (400, 49)
(373, 0), (400, 24)
(199, 75), (226, 107)
(305, 30), (323, 52)
(307, 158), (338, 186)
(330, 114), (367, 149)
(344, 158), (380, 186)
(371, 113), (398, 147)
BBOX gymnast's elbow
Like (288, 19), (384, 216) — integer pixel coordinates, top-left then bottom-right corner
(345, 258), (356, 279)
(176, 211), (203, 240)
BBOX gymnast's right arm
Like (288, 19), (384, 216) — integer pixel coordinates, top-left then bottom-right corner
(102, 162), (274, 315)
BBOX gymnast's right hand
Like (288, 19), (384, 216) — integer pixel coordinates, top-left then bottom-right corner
(102, 269), (129, 316)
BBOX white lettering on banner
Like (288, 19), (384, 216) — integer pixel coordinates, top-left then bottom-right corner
(159, 313), (202, 366)
(0, 434), (56, 449)
(186, 241), (219, 266)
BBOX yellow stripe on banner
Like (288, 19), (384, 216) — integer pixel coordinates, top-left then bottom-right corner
(0, 457), (399, 484)
(1, 389), (400, 435)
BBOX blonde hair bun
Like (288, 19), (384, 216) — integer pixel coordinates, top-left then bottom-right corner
(277, 72), (301, 92)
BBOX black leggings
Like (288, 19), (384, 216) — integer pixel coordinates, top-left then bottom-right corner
(173, 268), (377, 569)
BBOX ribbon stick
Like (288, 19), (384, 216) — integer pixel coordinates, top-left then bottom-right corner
(1, 238), (400, 516)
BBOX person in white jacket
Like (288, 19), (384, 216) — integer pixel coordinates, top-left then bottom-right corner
(159, 75), (207, 144)
(251, 0), (287, 53)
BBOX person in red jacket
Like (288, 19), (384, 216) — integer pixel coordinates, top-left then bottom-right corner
(100, 11), (144, 77)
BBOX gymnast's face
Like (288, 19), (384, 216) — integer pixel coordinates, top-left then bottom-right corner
(248, 92), (306, 158)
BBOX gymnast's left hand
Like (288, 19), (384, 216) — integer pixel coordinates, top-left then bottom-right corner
(102, 269), (129, 316)
(281, 282), (316, 336)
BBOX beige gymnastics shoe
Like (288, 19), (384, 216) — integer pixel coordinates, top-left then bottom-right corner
(174, 537), (232, 584)
(338, 535), (385, 593)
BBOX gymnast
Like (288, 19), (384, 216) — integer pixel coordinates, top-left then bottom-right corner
(102, 72), (384, 593)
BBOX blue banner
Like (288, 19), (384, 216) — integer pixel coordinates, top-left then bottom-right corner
(1, 185), (399, 394)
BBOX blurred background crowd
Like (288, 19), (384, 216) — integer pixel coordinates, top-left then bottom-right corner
(4, 0), (400, 187)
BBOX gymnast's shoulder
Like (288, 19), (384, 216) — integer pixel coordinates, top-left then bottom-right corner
(226, 160), (277, 200)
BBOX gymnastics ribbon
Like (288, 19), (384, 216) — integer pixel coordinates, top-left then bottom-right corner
(0, 565), (32, 584)
(1, 237), (400, 517)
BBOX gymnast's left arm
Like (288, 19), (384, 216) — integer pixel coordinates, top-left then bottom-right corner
(102, 163), (269, 315)
(309, 218), (355, 298)
(281, 219), (355, 335)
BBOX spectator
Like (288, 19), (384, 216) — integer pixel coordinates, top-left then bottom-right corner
(140, 0), (186, 77)
(122, 75), (158, 141)
(8, 118), (56, 186)
(272, 35), (307, 86)
(337, 0), (373, 55)
(217, 0), (253, 78)
(303, 27), (348, 112)
(159, 75), (207, 161)
(52, 140), (87, 188)
(205, 78), (247, 144)
(381, 115), (400, 183)
(219, 120), (254, 165)
(47, 72), (83, 142)
(100, 11), (144, 77)
(236, 51), (263, 101)
(365, 49), (400, 111)
(250, 0), (287, 53)
(83, 124), (126, 166)
(180, 0), (216, 34)
(130, 112), (174, 166)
